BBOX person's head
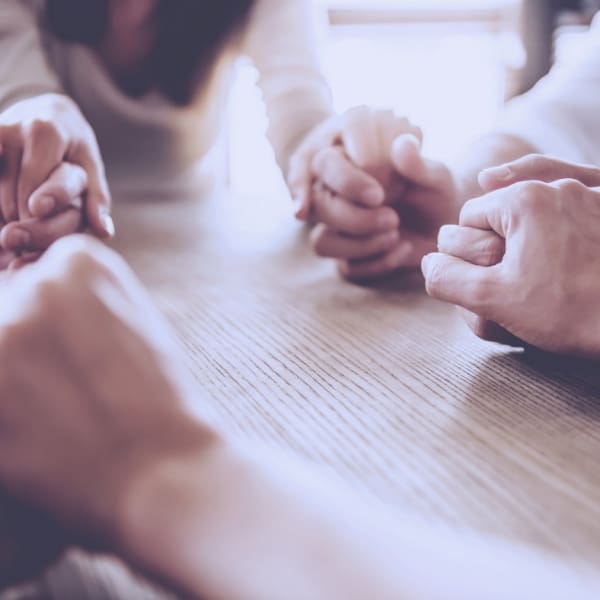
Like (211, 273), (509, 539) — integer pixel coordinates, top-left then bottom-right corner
(45, 0), (257, 105)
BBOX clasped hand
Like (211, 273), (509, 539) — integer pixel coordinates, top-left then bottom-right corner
(0, 94), (114, 269)
(288, 106), (458, 280)
(424, 155), (600, 358)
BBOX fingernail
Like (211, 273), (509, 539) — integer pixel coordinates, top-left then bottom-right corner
(292, 195), (304, 217)
(436, 225), (453, 249)
(5, 227), (31, 249)
(421, 253), (432, 274)
(100, 213), (115, 237)
(365, 187), (385, 205)
(484, 165), (512, 180)
(31, 195), (55, 215)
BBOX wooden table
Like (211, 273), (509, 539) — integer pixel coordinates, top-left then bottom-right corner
(5, 189), (600, 597)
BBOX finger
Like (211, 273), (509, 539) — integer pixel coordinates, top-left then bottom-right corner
(437, 225), (505, 267)
(18, 120), (67, 218)
(0, 142), (20, 223)
(313, 188), (399, 235)
(479, 154), (600, 192)
(460, 308), (523, 347)
(421, 252), (501, 315)
(8, 252), (43, 271)
(376, 110), (424, 150)
(311, 224), (400, 260)
(287, 118), (342, 220)
(69, 145), (114, 238)
(390, 134), (452, 191)
(459, 180), (551, 235)
(1, 208), (83, 252)
(311, 146), (384, 207)
(29, 162), (87, 217)
(339, 241), (414, 280)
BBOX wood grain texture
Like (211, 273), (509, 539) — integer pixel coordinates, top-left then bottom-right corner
(5, 188), (600, 597)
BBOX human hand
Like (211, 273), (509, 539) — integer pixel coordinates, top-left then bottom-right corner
(287, 106), (421, 219)
(0, 94), (114, 239)
(0, 235), (216, 548)
(291, 106), (457, 279)
(0, 161), (88, 270)
(423, 156), (600, 357)
(335, 132), (457, 280)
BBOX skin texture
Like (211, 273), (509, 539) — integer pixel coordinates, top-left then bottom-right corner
(423, 155), (600, 358)
(1, 237), (600, 599)
(288, 111), (535, 281)
(0, 94), (114, 263)
(289, 106), (457, 280)
(0, 236), (210, 540)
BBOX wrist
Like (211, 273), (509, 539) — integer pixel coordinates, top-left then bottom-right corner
(93, 413), (221, 553)
(112, 434), (242, 596)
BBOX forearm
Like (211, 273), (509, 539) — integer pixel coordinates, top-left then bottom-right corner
(112, 438), (600, 600)
(452, 132), (539, 206)
(114, 442), (405, 600)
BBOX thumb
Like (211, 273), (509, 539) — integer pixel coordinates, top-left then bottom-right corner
(391, 134), (451, 191)
(77, 149), (114, 239)
(287, 149), (314, 220)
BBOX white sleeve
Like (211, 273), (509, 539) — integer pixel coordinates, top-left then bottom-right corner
(497, 20), (600, 165)
(242, 0), (333, 172)
(0, 0), (63, 111)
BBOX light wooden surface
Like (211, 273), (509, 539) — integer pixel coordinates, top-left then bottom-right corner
(5, 188), (600, 597)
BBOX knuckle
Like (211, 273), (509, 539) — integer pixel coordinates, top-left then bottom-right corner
(311, 146), (338, 174)
(555, 177), (587, 197)
(513, 181), (548, 214)
(521, 153), (547, 168)
(47, 236), (108, 282)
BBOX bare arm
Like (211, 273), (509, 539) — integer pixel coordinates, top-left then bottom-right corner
(116, 440), (600, 600)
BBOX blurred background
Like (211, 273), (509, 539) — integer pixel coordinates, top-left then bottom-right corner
(227, 0), (600, 197)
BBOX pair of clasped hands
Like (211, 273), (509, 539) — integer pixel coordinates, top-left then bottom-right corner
(0, 94), (114, 270)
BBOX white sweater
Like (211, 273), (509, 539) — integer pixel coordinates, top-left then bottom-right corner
(0, 0), (333, 196)
(498, 15), (600, 166)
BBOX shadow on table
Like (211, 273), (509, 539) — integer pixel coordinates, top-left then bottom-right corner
(462, 348), (600, 421)
(344, 267), (426, 295)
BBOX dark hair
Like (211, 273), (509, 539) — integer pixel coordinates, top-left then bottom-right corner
(45, 0), (256, 105)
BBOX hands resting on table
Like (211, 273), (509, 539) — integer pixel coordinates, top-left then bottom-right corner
(0, 100), (598, 596)
(0, 94), (114, 269)
(290, 109), (600, 359)
(2, 94), (599, 359)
